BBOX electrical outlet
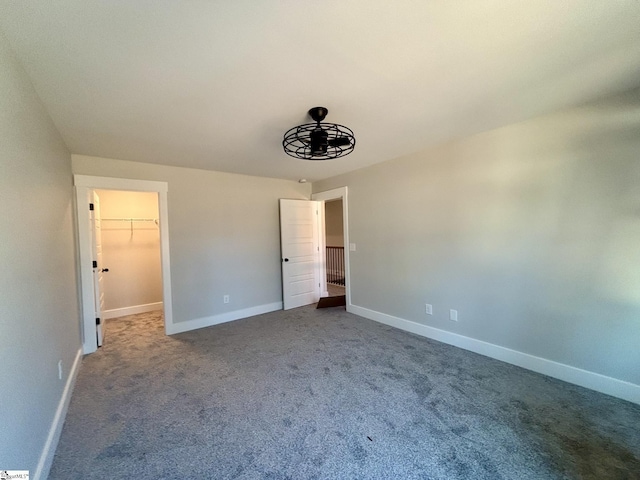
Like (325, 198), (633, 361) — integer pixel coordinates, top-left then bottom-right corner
(223, 295), (230, 304)
(450, 309), (458, 321)
(425, 304), (433, 315)
(58, 360), (63, 380)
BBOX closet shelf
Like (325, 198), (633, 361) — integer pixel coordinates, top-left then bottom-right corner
(101, 218), (157, 222)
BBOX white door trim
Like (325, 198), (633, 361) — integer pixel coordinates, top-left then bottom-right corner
(74, 175), (173, 354)
(312, 187), (351, 310)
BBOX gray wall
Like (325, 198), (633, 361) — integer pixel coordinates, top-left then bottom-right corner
(0, 31), (81, 472)
(314, 89), (640, 386)
(72, 155), (311, 323)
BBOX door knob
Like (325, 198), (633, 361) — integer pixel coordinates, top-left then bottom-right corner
(101, 268), (110, 272)
(283, 258), (289, 262)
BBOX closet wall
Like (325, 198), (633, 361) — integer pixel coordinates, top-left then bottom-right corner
(96, 189), (162, 318)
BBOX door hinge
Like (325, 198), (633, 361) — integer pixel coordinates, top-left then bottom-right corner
(93, 260), (98, 268)
(96, 317), (101, 325)
(89, 203), (94, 211)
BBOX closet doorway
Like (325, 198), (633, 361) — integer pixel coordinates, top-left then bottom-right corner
(75, 175), (173, 354)
(95, 189), (163, 321)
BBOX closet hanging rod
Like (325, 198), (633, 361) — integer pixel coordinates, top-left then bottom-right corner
(101, 218), (157, 222)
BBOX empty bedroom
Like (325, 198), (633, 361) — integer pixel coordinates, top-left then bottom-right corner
(1, 1), (639, 479)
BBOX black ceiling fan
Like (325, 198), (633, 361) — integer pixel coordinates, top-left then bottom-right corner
(282, 107), (355, 160)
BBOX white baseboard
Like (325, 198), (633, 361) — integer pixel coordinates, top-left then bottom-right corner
(349, 304), (640, 405)
(103, 302), (163, 319)
(166, 302), (283, 335)
(34, 348), (82, 480)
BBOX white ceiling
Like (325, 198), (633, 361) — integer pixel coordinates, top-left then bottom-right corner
(1, 1), (640, 182)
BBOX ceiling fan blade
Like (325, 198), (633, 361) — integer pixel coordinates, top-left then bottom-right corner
(328, 137), (351, 147)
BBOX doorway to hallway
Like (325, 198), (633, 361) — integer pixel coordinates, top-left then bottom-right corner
(324, 198), (345, 299)
(312, 187), (351, 309)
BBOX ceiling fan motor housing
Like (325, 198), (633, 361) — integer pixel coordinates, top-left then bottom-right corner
(310, 126), (329, 154)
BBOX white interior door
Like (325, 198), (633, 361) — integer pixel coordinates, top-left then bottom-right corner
(91, 191), (106, 346)
(280, 199), (321, 310)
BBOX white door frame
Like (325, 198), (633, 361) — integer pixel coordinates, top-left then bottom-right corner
(74, 175), (173, 354)
(312, 187), (351, 310)
(91, 191), (105, 346)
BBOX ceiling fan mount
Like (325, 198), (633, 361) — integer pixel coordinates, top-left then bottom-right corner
(282, 106), (355, 160)
(308, 106), (328, 123)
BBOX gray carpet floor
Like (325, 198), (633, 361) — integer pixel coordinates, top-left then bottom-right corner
(49, 307), (640, 479)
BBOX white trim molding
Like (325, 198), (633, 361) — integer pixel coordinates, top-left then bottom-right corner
(166, 302), (283, 335)
(34, 348), (82, 480)
(350, 304), (640, 405)
(103, 302), (164, 320)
